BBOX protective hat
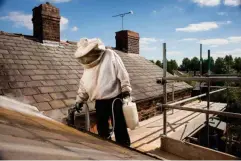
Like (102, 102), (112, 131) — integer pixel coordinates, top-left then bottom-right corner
(74, 38), (106, 58)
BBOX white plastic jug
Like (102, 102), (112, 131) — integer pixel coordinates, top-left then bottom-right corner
(122, 97), (139, 130)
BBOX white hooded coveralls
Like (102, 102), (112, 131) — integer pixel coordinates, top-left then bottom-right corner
(76, 49), (132, 103)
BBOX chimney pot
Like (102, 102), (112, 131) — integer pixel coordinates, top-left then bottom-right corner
(115, 30), (139, 54)
(32, 3), (60, 42)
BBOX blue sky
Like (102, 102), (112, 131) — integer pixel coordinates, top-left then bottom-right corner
(0, 0), (241, 65)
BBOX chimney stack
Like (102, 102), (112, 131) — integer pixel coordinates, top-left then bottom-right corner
(32, 2), (61, 42)
(115, 30), (139, 54)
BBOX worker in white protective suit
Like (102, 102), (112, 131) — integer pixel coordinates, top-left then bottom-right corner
(68, 38), (131, 146)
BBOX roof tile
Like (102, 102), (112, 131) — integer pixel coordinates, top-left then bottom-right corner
(0, 82), (10, 89)
(63, 98), (75, 106)
(33, 69), (46, 75)
(49, 100), (66, 109)
(18, 55), (30, 60)
(9, 82), (26, 88)
(36, 65), (49, 69)
(26, 81), (42, 87)
(64, 91), (77, 98)
(33, 102), (52, 111)
(24, 64), (37, 70)
(33, 93), (52, 103)
(41, 80), (56, 86)
(31, 75), (45, 80)
(53, 86), (68, 92)
(21, 87), (39, 96)
(0, 49), (9, 54)
(40, 60), (51, 65)
(54, 79), (68, 85)
(66, 79), (78, 85)
(38, 86), (55, 93)
(14, 60), (28, 64)
(27, 60), (40, 65)
(50, 92), (66, 100)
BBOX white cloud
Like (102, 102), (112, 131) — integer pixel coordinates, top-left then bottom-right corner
(176, 22), (219, 32)
(0, 12), (32, 30)
(218, 20), (232, 25)
(224, 0), (241, 6)
(0, 12), (69, 31)
(217, 12), (228, 16)
(152, 10), (157, 14)
(40, 0), (71, 3)
(71, 26), (78, 32)
(200, 38), (229, 45)
(179, 38), (198, 41)
(228, 36), (241, 43)
(212, 48), (241, 58)
(140, 37), (162, 52)
(199, 36), (241, 46)
(140, 37), (161, 45)
(60, 16), (69, 31)
(192, 0), (221, 7)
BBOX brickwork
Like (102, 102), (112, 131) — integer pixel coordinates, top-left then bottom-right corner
(32, 2), (60, 42)
(115, 30), (139, 54)
(137, 89), (192, 121)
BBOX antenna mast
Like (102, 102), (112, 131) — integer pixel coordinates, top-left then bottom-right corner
(112, 11), (133, 30)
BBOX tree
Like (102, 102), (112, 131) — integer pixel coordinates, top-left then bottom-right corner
(180, 58), (191, 72)
(233, 57), (241, 73)
(190, 57), (200, 75)
(214, 57), (226, 74)
(224, 55), (233, 72)
(155, 60), (162, 68)
(202, 57), (214, 74)
(167, 59), (178, 74)
(150, 60), (155, 63)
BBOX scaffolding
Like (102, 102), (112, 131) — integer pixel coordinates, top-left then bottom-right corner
(160, 43), (241, 151)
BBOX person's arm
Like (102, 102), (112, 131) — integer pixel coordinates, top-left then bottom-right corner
(76, 79), (89, 104)
(113, 51), (132, 93)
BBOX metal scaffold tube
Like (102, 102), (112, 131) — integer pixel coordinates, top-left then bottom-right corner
(162, 104), (241, 119)
(162, 76), (241, 82)
(206, 49), (211, 147)
(163, 43), (167, 135)
(169, 88), (226, 106)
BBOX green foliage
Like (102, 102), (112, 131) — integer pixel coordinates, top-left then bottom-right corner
(149, 60), (155, 63)
(214, 57), (227, 74)
(167, 59), (178, 74)
(180, 57), (191, 72)
(202, 57), (214, 74)
(155, 60), (162, 67)
(233, 57), (241, 73)
(154, 59), (178, 75)
(190, 57), (200, 75)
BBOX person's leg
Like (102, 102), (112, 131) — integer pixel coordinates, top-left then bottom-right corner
(95, 100), (110, 139)
(111, 97), (131, 146)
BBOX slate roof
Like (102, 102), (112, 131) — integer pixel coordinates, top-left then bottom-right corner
(0, 31), (191, 118)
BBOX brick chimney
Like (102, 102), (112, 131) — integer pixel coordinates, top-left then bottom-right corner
(115, 30), (139, 54)
(32, 2), (61, 42)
